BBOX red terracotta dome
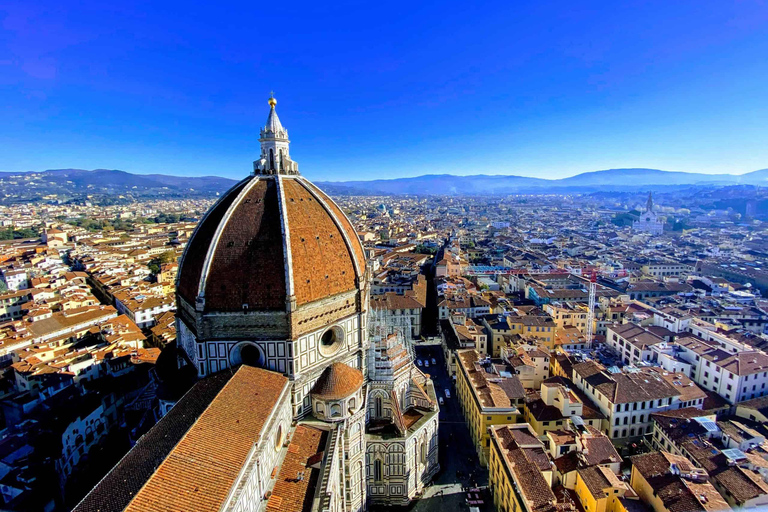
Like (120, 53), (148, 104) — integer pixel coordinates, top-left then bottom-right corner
(177, 174), (366, 312)
(310, 362), (364, 400)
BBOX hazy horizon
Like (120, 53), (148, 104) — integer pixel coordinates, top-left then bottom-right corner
(2, 166), (768, 184)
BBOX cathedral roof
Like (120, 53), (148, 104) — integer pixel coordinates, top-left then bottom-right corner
(310, 362), (364, 400)
(75, 366), (289, 512)
(176, 101), (366, 312)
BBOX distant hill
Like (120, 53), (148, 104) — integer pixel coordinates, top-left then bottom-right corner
(318, 168), (768, 195)
(0, 169), (239, 203)
(3, 167), (768, 203)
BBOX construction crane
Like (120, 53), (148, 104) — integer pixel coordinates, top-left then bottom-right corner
(586, 271), (596, 346)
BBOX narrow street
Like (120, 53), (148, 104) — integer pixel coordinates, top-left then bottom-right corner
(410, 345), (493, 512)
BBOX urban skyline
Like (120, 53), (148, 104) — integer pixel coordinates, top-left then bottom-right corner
(3, 3), (768, 512)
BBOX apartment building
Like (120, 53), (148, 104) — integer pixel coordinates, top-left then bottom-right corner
(572, 361), (680, 443)
(456, 349), (525, 466)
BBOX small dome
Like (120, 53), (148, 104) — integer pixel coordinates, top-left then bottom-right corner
(310, 362), (364, 400)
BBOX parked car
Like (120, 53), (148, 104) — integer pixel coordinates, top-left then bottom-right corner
(438, 397), (445, 405)
(431, 358), (437, 365)
(445, 389), (451, 398)
(416, 359), (422, 366)
(424, 360), (430, 367)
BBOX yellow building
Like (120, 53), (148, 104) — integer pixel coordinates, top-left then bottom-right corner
(554, 326), (590, 351)
(544, 303), (595, 339)
(481, 316), (514, 357)
(735, 395), (768, 423)
(456, 349), (525, 466)
(507, 315), (555, 348)
(550, 350), (575, 379)
(574, 466), (631, 512)
(523, 377), (606, 438)
(630, 451), (730, 512)
(489, 424), (572, 512)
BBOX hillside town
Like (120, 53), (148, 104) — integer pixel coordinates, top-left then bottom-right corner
(1, 189), (768, 512)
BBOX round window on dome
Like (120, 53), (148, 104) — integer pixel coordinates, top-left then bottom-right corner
(241, 344), (261, 366)
(319, 326), (344, 357)
(230, 342), (265, 368)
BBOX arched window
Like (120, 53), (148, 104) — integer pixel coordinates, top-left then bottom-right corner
(269, 148), (274, 170)
(348, 397), (356, 411)
(374, 396), (383, 417)
(279, 149), (284, 171)
(374, 459), (382, 481)
(330, 403), (341, 417)
(274, 424), (283, 451)
(420, 441), (426, 464)
(357, 461), (364, 490)
(316, 402), (324, 414)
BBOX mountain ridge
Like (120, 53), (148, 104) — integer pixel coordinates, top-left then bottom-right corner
(317, 167), (768, 195)
(1, 167), (767, 200)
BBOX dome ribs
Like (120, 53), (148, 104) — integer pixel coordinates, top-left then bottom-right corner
(302, 180), (367, 278)
(204, 178), (287, 311)
(177, 178), (251, 305)
(282, 179), (357, 306)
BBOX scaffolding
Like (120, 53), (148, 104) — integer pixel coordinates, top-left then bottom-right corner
(586, 272), (596, 345)
(368, 306), (416, 363)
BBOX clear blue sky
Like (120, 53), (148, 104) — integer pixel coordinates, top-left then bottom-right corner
(1, 1), (767, 181)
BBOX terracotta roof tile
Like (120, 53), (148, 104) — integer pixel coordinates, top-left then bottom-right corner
(310, 362), (364, 400)
(125, 366), (289, 512)
(177, 178), (250, 304)
(283, 179), (357, 306)
(303, 180), (367, 272)
(73, 370), (236, 512)
(268, 425), (328, 512)
(204, 178), (287, 310)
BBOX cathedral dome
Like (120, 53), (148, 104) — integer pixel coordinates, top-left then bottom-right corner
(310, 362), (364, 400)
(177, 98), (367, 315)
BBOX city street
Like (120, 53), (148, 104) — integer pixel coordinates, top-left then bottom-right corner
(409, 345), (493, 512)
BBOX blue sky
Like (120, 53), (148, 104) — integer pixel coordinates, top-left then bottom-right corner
(1, 1), (767, 181)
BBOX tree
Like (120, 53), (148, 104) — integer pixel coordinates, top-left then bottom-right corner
(158, 250), (176, 264)
(148, 250), (177, 275)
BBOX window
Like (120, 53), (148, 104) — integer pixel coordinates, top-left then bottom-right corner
(274, 424), (284, 451)
(319, 327), (344, 356)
